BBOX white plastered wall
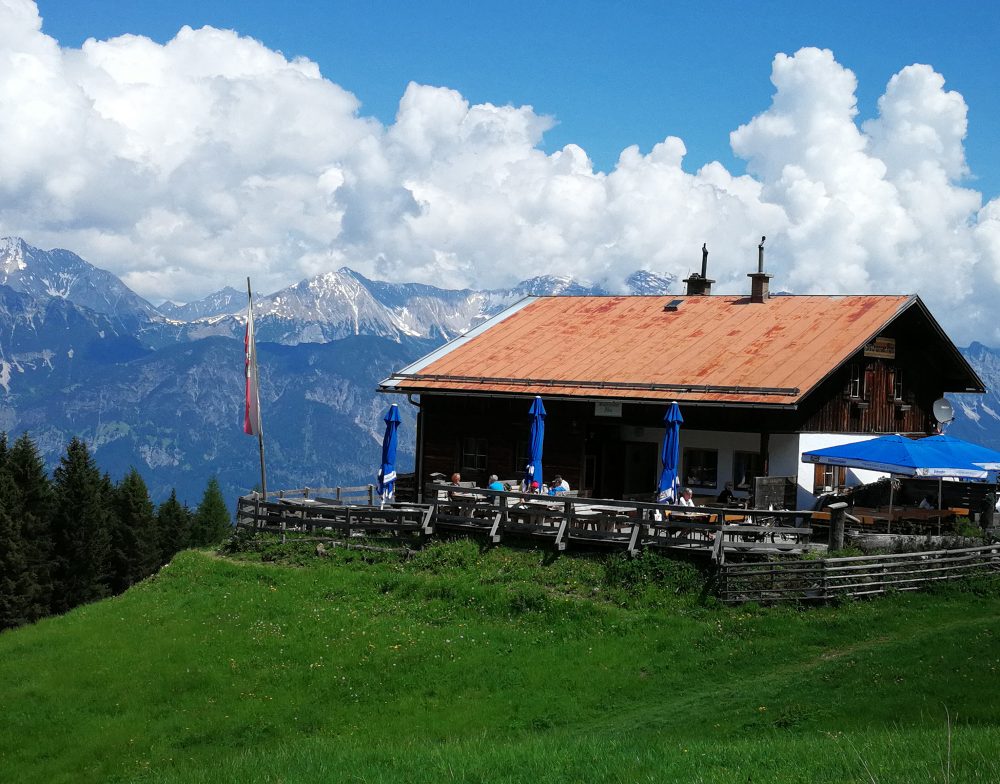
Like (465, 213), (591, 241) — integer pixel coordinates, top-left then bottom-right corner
(772, 432), (887, 509)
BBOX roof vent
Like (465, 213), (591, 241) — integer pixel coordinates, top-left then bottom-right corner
(663, 299), (684, 312)
(747, 235), (773, 303)
(683, 243), (715, 296)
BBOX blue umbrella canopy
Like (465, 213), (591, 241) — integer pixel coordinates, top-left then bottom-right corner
(524, 396), (546, 490)
(923, 435), (1000, 477)
(377, 404), (402, 503)
(802, 434), (998, 480)
(657, 402), (684, 502)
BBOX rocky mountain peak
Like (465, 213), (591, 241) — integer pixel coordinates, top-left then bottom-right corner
(624, 269), (675, 295)
(0, 236), (29, 274)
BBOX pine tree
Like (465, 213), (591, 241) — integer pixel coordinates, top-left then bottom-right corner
(0, 472), (32, 630)
(191, 477), (232, 546)
(6, 433), (54, 620)
(110, 468), (158, 592)
(156, 489), (192, 565)
(51, 437), (113, 613)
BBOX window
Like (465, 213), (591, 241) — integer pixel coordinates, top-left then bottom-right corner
(683, 448), (718, 488)
(846, 364), (861, 399)
(891, 369), (904, 402)
(813, 464), (847, 494)
(732, 451), (763, 491)
(461, 437), (488, 472)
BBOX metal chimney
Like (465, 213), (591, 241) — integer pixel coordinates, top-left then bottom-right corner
(747, 236), (772, 303)
(683, 243), (715, 296)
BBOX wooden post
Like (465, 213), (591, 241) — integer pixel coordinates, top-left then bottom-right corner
(336, 486), (342, 503)
(368, 484), (375, 506)
(827, 502), (848, 551)
(627, 519), (643, 557)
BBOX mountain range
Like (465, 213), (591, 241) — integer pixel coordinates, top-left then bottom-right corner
(0, 236), (997, 505)
(0, 238), (673, 504)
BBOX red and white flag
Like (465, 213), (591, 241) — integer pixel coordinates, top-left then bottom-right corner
(244, 301), (261, 436)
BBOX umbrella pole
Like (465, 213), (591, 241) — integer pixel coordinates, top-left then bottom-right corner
(938, 477), (943, 535)
(888, 478), (894, 534)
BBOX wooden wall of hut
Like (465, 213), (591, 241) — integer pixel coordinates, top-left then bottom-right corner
(420, 396), (587, 490)
(797, 354), (937, 435)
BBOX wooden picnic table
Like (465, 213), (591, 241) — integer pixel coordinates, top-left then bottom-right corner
(516, 498), (636, 531)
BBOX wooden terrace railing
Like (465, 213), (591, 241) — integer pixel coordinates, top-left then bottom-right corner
(235, 487), (433, 540)
(234, 482), (815, 559)
(422, 482), (815, 561)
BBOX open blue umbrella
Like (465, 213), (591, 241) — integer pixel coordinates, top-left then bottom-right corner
(376, 403), (402, 507)
(802, 434), (995, 479)
(524, 396), (546, 491)
(657, 402), (684, 502)
(923, 435), (1000, 478)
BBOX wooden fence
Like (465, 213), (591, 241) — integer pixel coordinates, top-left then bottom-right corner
(718, 543), (1000, 604)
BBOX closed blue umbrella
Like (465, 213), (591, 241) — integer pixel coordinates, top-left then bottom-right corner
(657, 402), (684, 502)
(376, 404), (402, 507)
(524, 396), (546, 490)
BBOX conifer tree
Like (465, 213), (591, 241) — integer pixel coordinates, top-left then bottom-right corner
(156, 489), (192, 565)
(51, 437), (113, 613)
(191, 477), (232, 546)
(0, 472), (32, 630)
(6, 433), (55, 620)
(110, 468), (158, 592)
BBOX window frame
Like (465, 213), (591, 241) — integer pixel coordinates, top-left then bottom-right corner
(461, 436), (488, 473)
(683, 447), (719, 489)
(732, 451), (762, 491)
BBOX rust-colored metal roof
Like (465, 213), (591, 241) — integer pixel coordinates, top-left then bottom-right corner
(382, 294), (921, 406)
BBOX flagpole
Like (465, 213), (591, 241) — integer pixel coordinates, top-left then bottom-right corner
(247, 277), (268, 500)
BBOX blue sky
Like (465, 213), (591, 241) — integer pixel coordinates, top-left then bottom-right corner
(4, 0), (999, 343)
(35, 0), (1000, 198)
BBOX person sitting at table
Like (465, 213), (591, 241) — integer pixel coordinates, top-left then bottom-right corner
(918, 495), (934, 510)
(487, 474), (505, 491)
(448, 472), (465, 501)
(678, 487), (696, 507)
(548, 474), (569, 495)
(717, 481), (735, 504)
(528, 481), (540, 493)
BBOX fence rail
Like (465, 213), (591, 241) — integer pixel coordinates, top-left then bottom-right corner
(719, 543), (1000, 603)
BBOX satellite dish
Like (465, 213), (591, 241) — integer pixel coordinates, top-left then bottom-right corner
(932, 398), (954, 424)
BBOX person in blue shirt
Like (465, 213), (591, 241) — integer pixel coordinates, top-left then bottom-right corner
(548, 474), (569, 495)
(487, 474), (505, 491)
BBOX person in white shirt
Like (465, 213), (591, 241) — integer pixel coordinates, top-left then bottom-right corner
(678, 487), (696, 507)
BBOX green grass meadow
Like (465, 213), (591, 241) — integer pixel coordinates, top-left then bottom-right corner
(2, 537), (999, 783)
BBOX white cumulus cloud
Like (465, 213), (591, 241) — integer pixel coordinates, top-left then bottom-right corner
(1, 0), (999, 345)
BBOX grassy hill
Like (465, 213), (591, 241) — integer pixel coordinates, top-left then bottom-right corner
(2, 538), (999, 783)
